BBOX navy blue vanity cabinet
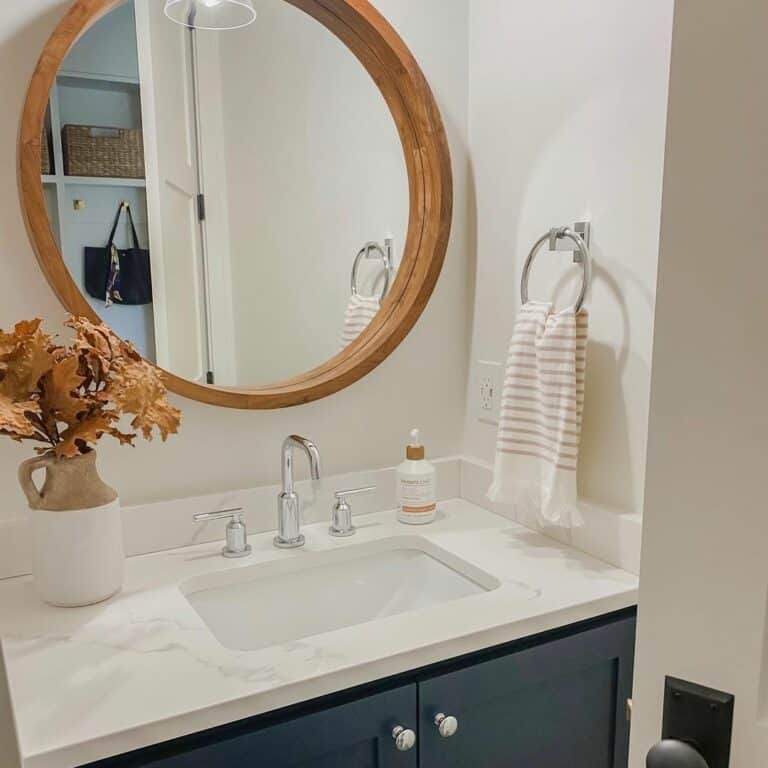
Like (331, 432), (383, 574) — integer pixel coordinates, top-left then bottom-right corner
(138, 685), (417, 768)
(82, 611), (635, 768)
(418, 614), (636, 768)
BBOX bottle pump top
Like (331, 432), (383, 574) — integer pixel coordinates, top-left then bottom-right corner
(406, 428), (425, 461)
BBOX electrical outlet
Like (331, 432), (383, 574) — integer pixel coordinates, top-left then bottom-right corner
(475, 361), (503, 424)
(479, 375), (494, 412)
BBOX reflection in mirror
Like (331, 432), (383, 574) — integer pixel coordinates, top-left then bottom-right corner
(41, 0), (408, 387)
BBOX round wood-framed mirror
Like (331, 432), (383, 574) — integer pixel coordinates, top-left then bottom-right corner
(18, 0), (452, 409)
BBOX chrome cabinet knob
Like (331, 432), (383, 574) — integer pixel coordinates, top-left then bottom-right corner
(392, 726), (416, 752)
(647, 740), (709, 768)
(434, 713), (459, 738)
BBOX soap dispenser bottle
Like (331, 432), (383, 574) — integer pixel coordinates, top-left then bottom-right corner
(396, 429), (437, 525)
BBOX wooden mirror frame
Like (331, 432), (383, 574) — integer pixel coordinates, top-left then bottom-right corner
(18, 0), (452, 409)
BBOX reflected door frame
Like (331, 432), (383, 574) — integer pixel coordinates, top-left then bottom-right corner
(134, 0), (239, 385)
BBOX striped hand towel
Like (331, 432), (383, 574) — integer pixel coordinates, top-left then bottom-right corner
(340, 294), (380, 350)
(487, 301), (588, 528)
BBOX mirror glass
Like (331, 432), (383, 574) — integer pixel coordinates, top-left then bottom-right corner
(40, 0), (408, 387)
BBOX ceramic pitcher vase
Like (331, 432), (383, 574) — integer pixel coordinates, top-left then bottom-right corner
(19, 451), (124, 607)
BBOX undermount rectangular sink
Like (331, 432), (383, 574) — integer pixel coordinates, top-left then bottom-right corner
(181, 537), (524, 652)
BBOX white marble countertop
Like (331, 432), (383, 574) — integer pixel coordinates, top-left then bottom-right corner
(0, 500), (638, 768)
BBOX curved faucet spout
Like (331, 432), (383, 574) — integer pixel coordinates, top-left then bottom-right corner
(282, 435), (322, 495)
(275, 435), (322, 550)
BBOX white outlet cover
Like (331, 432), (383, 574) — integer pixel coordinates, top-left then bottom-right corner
(475, 361), (504, 425)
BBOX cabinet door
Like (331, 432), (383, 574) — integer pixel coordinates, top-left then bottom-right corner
(132, 685), (417, 768)
(419, 616), (635, 768)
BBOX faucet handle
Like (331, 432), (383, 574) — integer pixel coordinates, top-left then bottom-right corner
(334, 487), (377, 501)
(330, 486), (376, 538)
(193, 508), (252, 559)
(193, 508), (244, 523)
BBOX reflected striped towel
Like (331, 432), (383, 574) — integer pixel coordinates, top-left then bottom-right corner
(487, 301), (588, 528)
(340, 295), (380, 350)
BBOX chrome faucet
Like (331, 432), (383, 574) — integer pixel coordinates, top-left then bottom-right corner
(275, 435), (322, 549)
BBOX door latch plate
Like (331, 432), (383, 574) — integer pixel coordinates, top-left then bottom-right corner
(662, 677), (734, 768)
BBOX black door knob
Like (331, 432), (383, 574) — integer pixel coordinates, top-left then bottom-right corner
(647, 740), (709, 768)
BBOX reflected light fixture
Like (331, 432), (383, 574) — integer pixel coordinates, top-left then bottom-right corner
(164, 0), (257, 31)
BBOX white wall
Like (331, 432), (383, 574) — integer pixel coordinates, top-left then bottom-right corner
(630, 1), (768, 765)
(0, 0), (470, 518)
(216, 0), (409, 385)
(0, 650), (21, 768)
(465, 0), (673, 520)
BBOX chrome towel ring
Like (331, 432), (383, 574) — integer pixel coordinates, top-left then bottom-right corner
(351, 239), (393, 300)
(521, 226), (591, 313)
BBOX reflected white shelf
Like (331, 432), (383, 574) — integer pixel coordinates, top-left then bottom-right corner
(57, 70), (140, 87)
(63, 175), (145, 188)
(40, 175), (146, 188)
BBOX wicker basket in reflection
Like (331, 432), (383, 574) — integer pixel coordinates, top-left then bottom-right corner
(62, 124), (145, 179)
(41, 129), (52, 175)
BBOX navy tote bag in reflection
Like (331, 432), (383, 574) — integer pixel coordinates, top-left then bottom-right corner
(85, 201), (152, 307)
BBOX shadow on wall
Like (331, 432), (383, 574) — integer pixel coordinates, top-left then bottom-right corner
(579, 339), (633, 510)
(464, 153), (479, 394)
(551, 258), (641, 513)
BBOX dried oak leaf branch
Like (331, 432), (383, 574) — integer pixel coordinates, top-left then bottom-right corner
(0, 316), (181, 458)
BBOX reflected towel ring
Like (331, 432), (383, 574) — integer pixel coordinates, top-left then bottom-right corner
(351, 241), (392, 300)
(520, 227), (591, 313)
